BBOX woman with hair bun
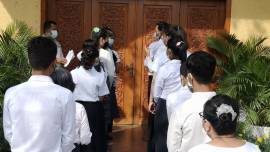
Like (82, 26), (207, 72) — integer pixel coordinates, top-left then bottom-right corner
(189, 94), (261, 152)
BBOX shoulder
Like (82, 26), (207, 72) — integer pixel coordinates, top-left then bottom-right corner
(245, 142), (261, 151)
(5, 82), (28, 98)
(189, 144), (210, 152)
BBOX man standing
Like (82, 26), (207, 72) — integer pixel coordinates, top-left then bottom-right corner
(167, 51), (217, 152)
(3, 37), (75, 152)
(43, 20), (67, 65)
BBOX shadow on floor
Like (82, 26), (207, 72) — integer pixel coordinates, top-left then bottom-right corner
(108, 125), (148, 152)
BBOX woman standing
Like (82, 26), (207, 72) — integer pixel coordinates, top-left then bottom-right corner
(152, 36), (187, 152)
(71, 39), (109, 152)
(189, 95), (261, 152)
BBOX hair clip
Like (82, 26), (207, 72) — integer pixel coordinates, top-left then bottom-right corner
(176, 41), (184, 47)
(93, 27), (101, 33)
(216, 104), (237, 121)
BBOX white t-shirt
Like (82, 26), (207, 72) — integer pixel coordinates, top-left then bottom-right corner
(189, 142), (261, 152)
(71, 66), (109, 102)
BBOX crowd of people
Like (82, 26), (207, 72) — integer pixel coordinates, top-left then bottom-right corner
(144, 21), (261, 152)
(2, 20), (261, 152)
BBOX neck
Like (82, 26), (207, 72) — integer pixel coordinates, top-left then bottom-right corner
(211, 134), (235, 140)
(193, 83), (212, 92)
(32, 69), (51, 76)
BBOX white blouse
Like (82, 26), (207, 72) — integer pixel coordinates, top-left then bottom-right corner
(189, 142), (261, 152)
(166, 86), (192, 120)
(75, 103), (92, 145)
(71, 66), (109, 102)
(3, 75), (75, 152)
(167, 92), (216, 152)
(153, 60), (181, 100)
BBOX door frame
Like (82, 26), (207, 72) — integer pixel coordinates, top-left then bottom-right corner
(40, 0), (232, 125)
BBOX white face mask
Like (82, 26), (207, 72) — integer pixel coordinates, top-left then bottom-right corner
(108, 38), (114, 46)
(51, 30), (58, 39)
(187, 73), (193, 92)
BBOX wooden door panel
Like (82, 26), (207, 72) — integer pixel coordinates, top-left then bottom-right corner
(135, 0), (180, 124)
(180, 0), (226, 51)
(92, 0), (136, 124)
(47, 0), (91, 69)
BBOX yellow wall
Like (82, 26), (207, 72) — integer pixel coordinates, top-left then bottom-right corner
(231, 0), (270, 45)
(0, 0), (41, 34)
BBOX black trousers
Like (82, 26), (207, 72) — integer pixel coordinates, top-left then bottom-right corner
(153, 98), (168, 152)
(76, 101), (107, 152)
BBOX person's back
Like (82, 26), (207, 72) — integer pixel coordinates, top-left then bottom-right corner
(189, 142), (261, 152)
(3, 36), (75, 152)
(4, 78), (74, 152)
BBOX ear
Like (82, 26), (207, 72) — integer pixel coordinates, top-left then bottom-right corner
(203, 120), (212, 133)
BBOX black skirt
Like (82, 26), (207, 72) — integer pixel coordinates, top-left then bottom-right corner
(153, 98), (169, 152)
(76, 101), (107, 152)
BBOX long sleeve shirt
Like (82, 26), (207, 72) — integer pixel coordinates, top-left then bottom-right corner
(167, 92), (216, 152)
(74, 103), (92, 145)
(3, 75), (76, 152)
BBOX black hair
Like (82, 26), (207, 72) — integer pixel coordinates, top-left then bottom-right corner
(186, 51), (216, 84)
(50, 66), (75, 92)
(166, 25), (189, 48)
(156, 21), (169, 33)
(203, 94), (239, 135)
(167, 37), (187, 62)
(44, 20), (56, 33)
(80, 39), (99, 70)
(180, 62), (188, 77)
(91, 27), (109, 45)
(27, 36), (57, 70)
(103, 26), (114, 37)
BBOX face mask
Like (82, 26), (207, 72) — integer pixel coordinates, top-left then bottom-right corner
(153, 32), (161, 40)
(108, 38), (115, 46)
(187, 73), (193, 92)
(51, 30), (58, 39)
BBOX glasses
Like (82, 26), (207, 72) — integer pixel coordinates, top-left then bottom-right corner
(199, 112), (205, 119)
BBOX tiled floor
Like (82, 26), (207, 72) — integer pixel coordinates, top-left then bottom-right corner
(109, 125), (148, 152)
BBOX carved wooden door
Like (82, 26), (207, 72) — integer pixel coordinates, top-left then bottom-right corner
(134, 0), (181, 124)
(92, 0), (137, 124)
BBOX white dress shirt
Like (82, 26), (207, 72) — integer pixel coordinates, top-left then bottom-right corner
(153, 60), (181, 100)
(166, 86), (192, 120)
(71, 66), (109, 102)
(99, 48), (115, 77)
(167, 92), (216, 152)
(74, 103), (92, 145)
(144, 39), (164, 72)
(150, 42), (169, 73)
(3, 75), (75, 152)
(189, 142), (261, 152)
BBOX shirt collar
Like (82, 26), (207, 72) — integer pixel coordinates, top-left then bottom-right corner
(169, 59), (181, 64)
(28, 75), (54, 83)
(192, 91), (216, 98)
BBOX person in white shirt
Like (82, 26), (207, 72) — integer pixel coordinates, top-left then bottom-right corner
(166, 62), (192, 120)
(51, 66), (92, 152)
(189, 95), (261, 152)
(71, 39), (109, 152)
(3, 36), (75, 152)
(151, 36), (188, 152)
(167, 51), (217, 152)
(43, 20), (67, 65)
